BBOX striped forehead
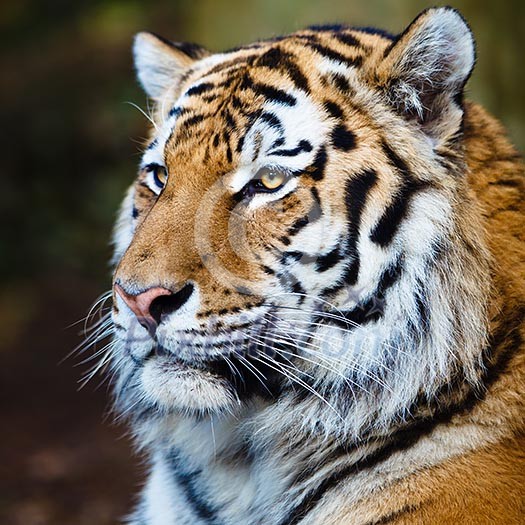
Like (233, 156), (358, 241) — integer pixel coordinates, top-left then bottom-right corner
(140, 34), (369, 169)
(238, 90), (330, 171)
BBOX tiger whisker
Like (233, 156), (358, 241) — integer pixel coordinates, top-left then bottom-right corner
(247, 326), (382, 397)
(263, 312), (403, 381)
(264, 306), (416, 360)
(250, 353), (345, 421)
(124, 101), (159, 132)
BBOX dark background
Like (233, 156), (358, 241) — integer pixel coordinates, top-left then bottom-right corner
(1, 1), (523, 523)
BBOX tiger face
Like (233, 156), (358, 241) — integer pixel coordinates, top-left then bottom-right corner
(111, 8), (488, 430)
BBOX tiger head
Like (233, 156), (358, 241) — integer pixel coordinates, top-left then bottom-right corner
(110, 8), (490, 438)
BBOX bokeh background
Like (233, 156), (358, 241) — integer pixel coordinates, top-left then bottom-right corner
(1, 1), (523, 523)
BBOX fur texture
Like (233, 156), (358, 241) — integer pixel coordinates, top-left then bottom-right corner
(99, 7), (524, 524)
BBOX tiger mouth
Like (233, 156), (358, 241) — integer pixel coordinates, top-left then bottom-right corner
(149, 337), (280, 366)
(147, 338), (289, 398)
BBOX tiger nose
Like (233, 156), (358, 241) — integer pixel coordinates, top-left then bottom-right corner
(114, 283), (171, 321)
(114, 283), (194, 332)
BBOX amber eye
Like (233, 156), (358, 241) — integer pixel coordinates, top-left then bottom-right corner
(256, 166), (288, 191)
(145, 163), (168, 189)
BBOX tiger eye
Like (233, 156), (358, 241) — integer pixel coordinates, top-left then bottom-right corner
(258, 167), (287, 190)
(153, 166), (168, 188)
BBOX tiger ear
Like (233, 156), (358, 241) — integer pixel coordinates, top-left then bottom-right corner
(375, 7), (475, 139)
(133, 32), (209, 99)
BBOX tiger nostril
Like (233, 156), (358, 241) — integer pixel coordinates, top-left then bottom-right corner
(115, 283), (194, 330)
(149, 283), (195, 324)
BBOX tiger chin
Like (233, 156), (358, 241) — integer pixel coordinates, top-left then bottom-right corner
(104, 7), (524, 525)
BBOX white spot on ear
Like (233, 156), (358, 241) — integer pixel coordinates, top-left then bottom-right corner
(133, 32), (196, 99)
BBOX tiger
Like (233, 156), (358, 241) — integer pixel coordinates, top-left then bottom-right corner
(105, 6), (524, 524)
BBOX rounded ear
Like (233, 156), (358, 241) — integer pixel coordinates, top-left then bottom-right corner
(374, 7), (475, 139)
(133, 32), (209, 100)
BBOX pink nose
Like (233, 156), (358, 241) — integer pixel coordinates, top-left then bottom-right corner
(114, 284), (172, 326)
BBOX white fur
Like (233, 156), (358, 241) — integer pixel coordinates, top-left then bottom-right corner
(133, 33), (189, 100)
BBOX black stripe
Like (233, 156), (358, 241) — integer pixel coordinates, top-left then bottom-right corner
(310, 187), (321, 206)
(480, 305), (524, 395)
(412, 288), (431, 335)
(167, 451), (219, 523)
(341, 259), (360, 288)
(179, 114), (205, 129)
(354, 26), (396, 40)
(284, 308), (525, 524)
(230, 95), (244, 110)
(488, 178), (523, 188)
(168, 106), (185, 118)
(376, 255), (404, 293)
(369, 141), (428, 247)
(259, 111), (283, 132)
(171, 41), (208, 59)
(323, 100), (344, 119)
(226, 143), (233, 163)
(138, 180), (153, 191)
(307, 24), (348, 32)
(381, 139), (410, 176)
(331, 124), (357, 151)
(306, 42), (363, 67)
(284, 62), (310, 92)
(294, 33), (318, 43)
(281, 417), (437, 525)
(252, 83), (297, 106)
(315, 247), (342, 272)
(270, 139), (312, 157)
(369, 177), (428, 247)
(224, 109), (236, 130)
(271, 137), (285, 149)
(325, 256), (403, 326)
(255, 46), (288, 68)
(262, 265), (275, 275)
(320, 300), (376, 328)
(330, 72), (351, 93)
(186, 82), (215, 97)
(343, 170), (378, 284)
(288, 216), (309, 236)
(307, 146), (328, 181)
(282, 251), (317, 264)
(292, 281), (306, 304)
(287, 192), (322, 237)
(255, 47), (310, 92)
(236, 134), (245, 153)
(205, 57), (246, 77)
(333, 32), (362, 48)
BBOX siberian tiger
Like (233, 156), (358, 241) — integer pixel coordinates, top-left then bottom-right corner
(106, 7), (524, 524)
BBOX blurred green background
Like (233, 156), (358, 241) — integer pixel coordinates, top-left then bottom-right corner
(1, 1), (522, 523)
